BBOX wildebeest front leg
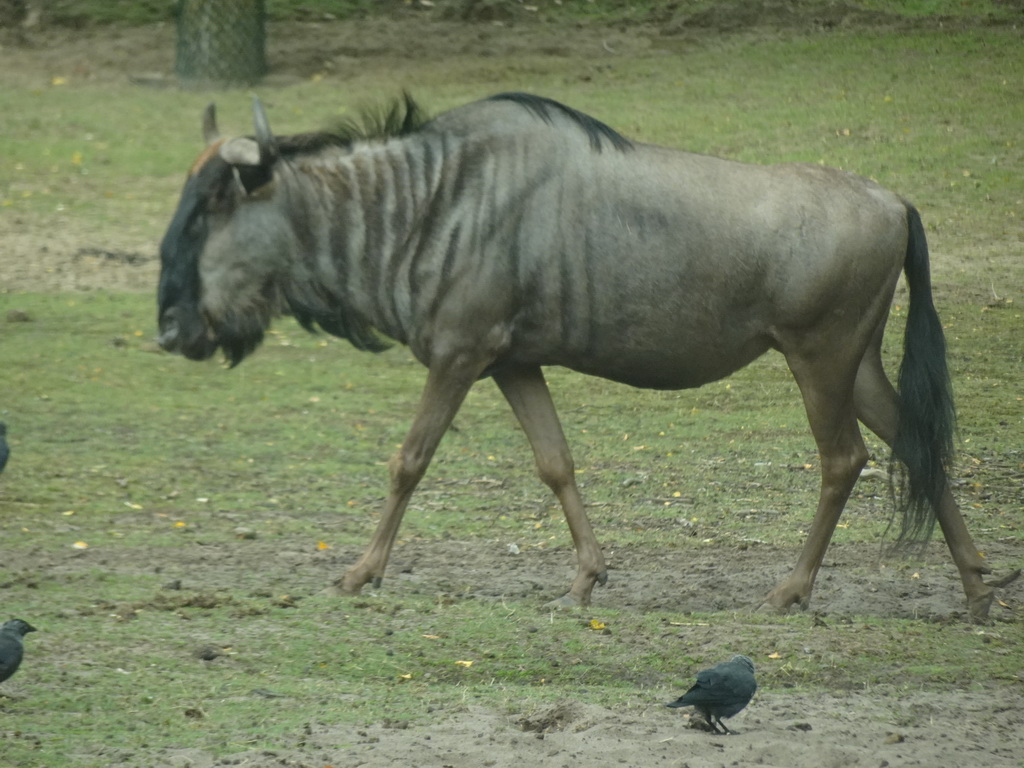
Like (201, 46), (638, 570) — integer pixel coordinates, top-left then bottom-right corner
(493, 366), (608, 607)
(330, 359), (483, 597)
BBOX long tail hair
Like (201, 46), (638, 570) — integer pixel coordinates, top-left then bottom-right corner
(890, 203), (957, 543)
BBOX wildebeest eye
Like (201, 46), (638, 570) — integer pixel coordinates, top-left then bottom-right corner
(204, 169), (243, 214)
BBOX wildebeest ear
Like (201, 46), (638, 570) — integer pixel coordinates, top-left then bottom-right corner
(202, 103), (219, 145)
(219, 137), (262, 167)
(219, 138), (273, 195)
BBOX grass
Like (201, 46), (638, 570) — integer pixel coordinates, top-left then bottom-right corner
(4, 28), (1021, 275)
(0, 6), (1022, 766)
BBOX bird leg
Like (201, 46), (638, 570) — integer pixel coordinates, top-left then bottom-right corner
(689, 712), (728, 734)
(712, 717), (735, 735)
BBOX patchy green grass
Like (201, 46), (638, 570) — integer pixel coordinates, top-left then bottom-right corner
(3, 28), (1021, 288)
(0, 584), (1019, 766)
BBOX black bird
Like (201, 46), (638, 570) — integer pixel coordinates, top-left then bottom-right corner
(0, 619), (37, 684)
(666, 654), (757, 734)
(0, 422), (9, 473)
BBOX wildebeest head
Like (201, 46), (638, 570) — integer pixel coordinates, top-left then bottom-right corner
(157, 97), (291, 367)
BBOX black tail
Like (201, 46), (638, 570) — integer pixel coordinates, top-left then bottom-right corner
(891, 204), (957, 543)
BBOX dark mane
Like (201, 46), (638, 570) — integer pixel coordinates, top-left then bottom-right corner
(331, 91), (429, 142)
(274, 93), (630, 156)
(488, 92), (633, 153)
(275, 92), (429, 157)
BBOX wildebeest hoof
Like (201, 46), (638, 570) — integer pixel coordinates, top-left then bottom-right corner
(967, 587), (996, 624)
(546, 593), (583, 610)
(757, 597), (807, 615)
(319, 578), (365, 598)
(968, 569), (1022, 623)
(760, 583), (812, 615)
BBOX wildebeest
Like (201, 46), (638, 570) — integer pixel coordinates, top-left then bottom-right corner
(157, 92), (1017, 620)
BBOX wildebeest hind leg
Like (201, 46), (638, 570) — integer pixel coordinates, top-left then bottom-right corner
(852, 347), (1010, 621)
(764, 353), (867, 613)
(329, 360), (484, 597)
(494, 366), (608, 607)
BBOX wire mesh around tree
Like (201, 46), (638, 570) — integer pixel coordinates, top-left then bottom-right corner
(176, 0), (267, 88)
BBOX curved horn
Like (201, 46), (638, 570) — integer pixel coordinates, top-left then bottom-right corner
(202, 102), (219, 145)
(251, 96), (278, 160)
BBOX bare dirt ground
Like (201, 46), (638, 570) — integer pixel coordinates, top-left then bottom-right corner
(7, 495), (1024, 766)
(3, 11), (1023, 768)
(9, 534), (1024, 767)
(147, 689), (1024, 768)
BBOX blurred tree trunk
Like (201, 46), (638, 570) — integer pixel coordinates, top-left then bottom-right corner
(176, 0), (266, 88)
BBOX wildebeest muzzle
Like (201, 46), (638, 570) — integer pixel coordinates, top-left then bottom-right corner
(157, 305), (219, 361)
